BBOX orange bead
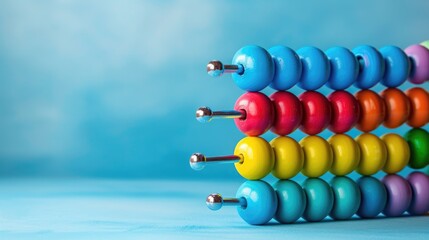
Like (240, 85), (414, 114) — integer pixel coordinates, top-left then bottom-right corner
(355, 90), (386, 132)
(406, 87), (429, 128)
(381, 88), (410, 128)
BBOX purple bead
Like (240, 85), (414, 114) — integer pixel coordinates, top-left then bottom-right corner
(382, 174), (412, 217)
(407, 172), (429, 215)
(404, 44), (429, 84)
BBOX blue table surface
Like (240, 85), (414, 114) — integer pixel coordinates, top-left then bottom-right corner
(0, 178), (428, 240)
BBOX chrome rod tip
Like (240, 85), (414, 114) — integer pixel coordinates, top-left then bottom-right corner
(189, 153), (206, 171)
(207, 60), (224, 77)
(206, 193), (223, 211)
(196, 107), (213, 123)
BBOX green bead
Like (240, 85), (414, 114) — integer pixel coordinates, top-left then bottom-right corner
(330, 176), (361, 220)
(421, 40), (429, 49)
(405, 128), (429, 169)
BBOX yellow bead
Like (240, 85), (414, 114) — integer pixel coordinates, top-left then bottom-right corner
(234, 137), (274, 180)
(270, 136), (304, 179)
(300, 135), (333, 178)
(355, 133), (387, 175)
(328, 134), (360, 176)
(382, 133), (410, 174)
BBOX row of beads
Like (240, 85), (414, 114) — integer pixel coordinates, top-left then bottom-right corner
(208, 42), (429, 92)
(209, 173), (429, 225)
(190, 128), (429, 180)
(200, 87), (429, 136)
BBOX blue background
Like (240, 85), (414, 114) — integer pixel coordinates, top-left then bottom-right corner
(0, 0), (428, 180)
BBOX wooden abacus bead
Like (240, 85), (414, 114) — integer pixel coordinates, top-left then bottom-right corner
(299, 91), (332, 135)
(300, 136), (333, 178)
(329, 176), (361, 220)
(207, 45), (274, 92)
(205, 180), (277, 225)
(352, 45), (385, 89)
(422, 40), (429, 49)
(355, 90), (386, 132)
(273, 180), (306, 224)
(302, 178), (334, 222)
(328, 134), (360, 176)
(328, 90), (360, 133)
(325, 47), (359, 90)
(381, 88), (411, 128)
(268, 46), (302, 90)
(382, 174), (412, 217)
(270, 136), (304, 179)
(189, 137), (274, 180)
(270, 91), (302, 135)
(407, 172), (429, 215)
(296, 47), (331, 90)
(404, 44), (429, 84)
(381, 133), (410, 174)
(234, 92), (274, 136)
(355, 133), (387, 175)
(406, 87), (429, 128)
(195, 92), (273, 136)
(356, 176), (387, 218)
(405, 128), (429, 169)
(379, 46), (410, 87)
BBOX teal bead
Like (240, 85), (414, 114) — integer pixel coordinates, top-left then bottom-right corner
(352, 45), (385, 89)
(296, 47), (331, 90)
(232, 45), (274, 92)
(329, 176), (361, 220)
(273, 180), (306, 223)
(325, 47), (359, 90)
(357, 176), (387, 218)
(379, 46), (410, 87)
(268, 46), (302, 90)
(236, 180), (278, 225)
(302, 178), (334, 222)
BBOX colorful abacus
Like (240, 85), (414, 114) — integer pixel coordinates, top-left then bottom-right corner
(190, 41), (429, 225)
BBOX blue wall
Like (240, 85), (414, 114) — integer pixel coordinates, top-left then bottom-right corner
(0, 0), (428, 179)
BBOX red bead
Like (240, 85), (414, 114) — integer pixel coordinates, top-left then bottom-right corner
(328, 90), (360, 133)
(299, 91), (331, 135)
(270, 91), (303, 135)
(234, 92), (273, 136)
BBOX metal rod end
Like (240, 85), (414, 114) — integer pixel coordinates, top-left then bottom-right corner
(207, 60), (224, 77)
(206, 193), (223, 211)
(190, 153), (206, 171)
(196, 107), (213, 123)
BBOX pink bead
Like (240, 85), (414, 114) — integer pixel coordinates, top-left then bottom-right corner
(328, 90), (360, 133)
(234, 92), (273, 136)
(270, 91), (303, 135)
(404, 44), (429, 84)
(299, 91), (331, 135)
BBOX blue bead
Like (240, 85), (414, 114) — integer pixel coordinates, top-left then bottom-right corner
(302, 178), (334, 222)
(356, 176), (387, 218)
(379, 46), (410, 87)
(273, 180), (306, 223)
(352, 45), (385, 89)
(232, 45), (274, 92)
(268, 46), (302, 90)
(296, 47), (330, 90)
(236, 180), (277, 225)
(329, 176), (361, 220)
(325, 47), (359, 90)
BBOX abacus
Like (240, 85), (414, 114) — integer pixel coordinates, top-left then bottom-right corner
(190, 41), (429, 225)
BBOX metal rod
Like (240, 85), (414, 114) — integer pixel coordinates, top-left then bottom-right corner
(189, 153), (242, 171)
(207, 60), (244, 77)
(196, 107), (245, 123)
(206, 193), (247, 211)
